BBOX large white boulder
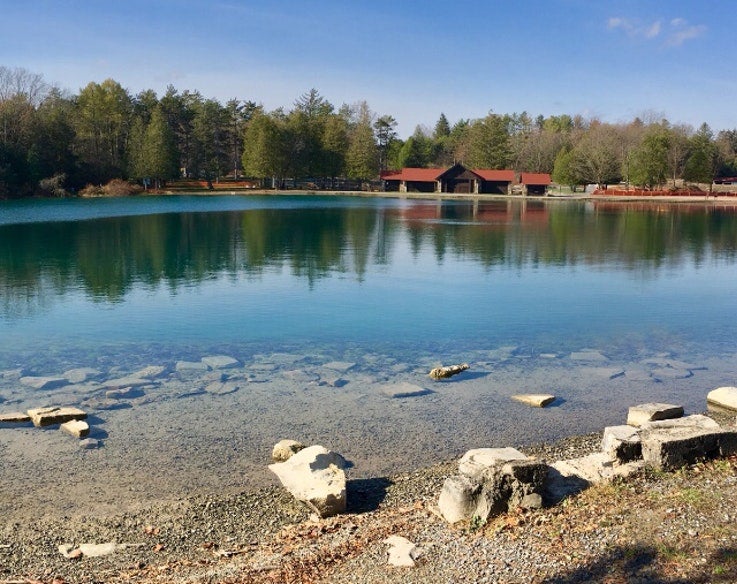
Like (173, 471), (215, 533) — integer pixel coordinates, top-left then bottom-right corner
(707, 386), (737, 414)
(268, 445), (347, 517)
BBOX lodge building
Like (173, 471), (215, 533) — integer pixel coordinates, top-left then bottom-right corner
(381, 163), (551, 195)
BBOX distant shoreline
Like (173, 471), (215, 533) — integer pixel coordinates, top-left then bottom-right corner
(152, 188), (737, 205)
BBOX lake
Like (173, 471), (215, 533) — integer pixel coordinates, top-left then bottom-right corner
(2, 194), (737, 519)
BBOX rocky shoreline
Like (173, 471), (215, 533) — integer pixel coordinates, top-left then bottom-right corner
(3, 349), (737, 582)
(3, 421), (737, 583)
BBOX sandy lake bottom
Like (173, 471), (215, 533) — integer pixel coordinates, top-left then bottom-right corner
(2, 339), (734, 524)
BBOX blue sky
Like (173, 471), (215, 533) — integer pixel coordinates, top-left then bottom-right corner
(1, 0), (734, 137)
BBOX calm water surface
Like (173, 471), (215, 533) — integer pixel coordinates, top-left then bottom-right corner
(2, 195), (737, 516)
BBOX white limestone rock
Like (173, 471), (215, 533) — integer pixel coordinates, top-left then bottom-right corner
(551, 453), (643, 485)
(438, 474), (481, 524)
(272, 439), (306, 462)
(627, 403), (684, 427)
(60, 419), (90, 438)
(175, 360), (209, 372)
(132, 365), (168, 379)
(27, 406), (87, 427)
(384, 535), (419, 567)
(201, 355), (239, 370)
(601, 425), (641, 463)
(707, 386), (737, 414)
(268, 445), (347, 517)
(641, 414), (720, 431)
(103, 376), (153, 389)
(458, 447), (528, 478)
(0, 411), (31, 424)
(511, 394), (556, 408)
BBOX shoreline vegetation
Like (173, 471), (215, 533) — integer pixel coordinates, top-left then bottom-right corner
(2, 66), (737, 203)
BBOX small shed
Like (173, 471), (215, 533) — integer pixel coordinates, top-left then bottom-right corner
(520, 173), (552, 195)
(381, 168), (444, 193)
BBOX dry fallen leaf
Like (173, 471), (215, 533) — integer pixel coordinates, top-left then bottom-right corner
(153, 543), (165, 553)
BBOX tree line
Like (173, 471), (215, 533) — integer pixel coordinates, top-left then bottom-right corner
(1, 65), (736, 198)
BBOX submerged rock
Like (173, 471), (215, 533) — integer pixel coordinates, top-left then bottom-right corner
(381, 382), (433, 398)
(511, 394), (556, 408)
(63, 368), (102, 383)
(20, 376), (69, 390)
(202, 355), (239, 370)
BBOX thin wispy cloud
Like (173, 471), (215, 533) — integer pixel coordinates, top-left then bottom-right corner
(665, 19), (707, 46)
(608, 16), (706, 46)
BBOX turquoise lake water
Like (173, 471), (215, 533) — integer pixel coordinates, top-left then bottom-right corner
(2, 195), (737, 363)
(2, 194), (737, 515)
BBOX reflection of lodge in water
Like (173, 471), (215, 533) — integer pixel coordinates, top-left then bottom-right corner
(381, 163), (551, 196)
(398, 199), (550, 225)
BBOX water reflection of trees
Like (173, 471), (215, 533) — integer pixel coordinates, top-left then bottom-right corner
(1, 200), (737, 317)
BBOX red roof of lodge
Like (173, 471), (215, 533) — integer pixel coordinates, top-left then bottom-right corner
(382, 167), (445, 182)
(473, 169), (516, 182)
(520, 173), (552, 185)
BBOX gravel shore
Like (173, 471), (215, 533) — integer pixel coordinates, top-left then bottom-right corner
(4, 426), (737, 584)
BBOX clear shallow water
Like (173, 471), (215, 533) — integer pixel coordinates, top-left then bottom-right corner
(2, 195), (737, 518)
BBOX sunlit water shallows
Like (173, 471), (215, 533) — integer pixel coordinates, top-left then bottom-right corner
(2, 195), (737, 515)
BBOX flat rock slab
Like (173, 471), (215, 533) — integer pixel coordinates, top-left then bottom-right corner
(20, 376), (69, 390)
(384, 535), (418, 567)
(204, 381), (240, 395)
(650, 367), (693, 381)
(282, 369), (320, 383)
(641, 414), (720, 431)
(458, 447), (528, 477)
(201, 355), (239, 370)
(627, 403), (684, 427)
(511, 394), (556, 408)
(322, 361), (356, 373)
(63, 368), (102, 383)
(569, 350), (608, 362)
(641, 427), (737, 470)
(552, 453), (642, 485)
(707, 386), (737, 414)
(61, 419), (90, 438)
(0, 411), (32, 424)
(103, 377), (153, 389)
(132, 365), (168, 379)
(380, 382), (433, 398)
(59, 542), (128, 558)
(175, 361), (209, 372)
(28, 406), (87, 427)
